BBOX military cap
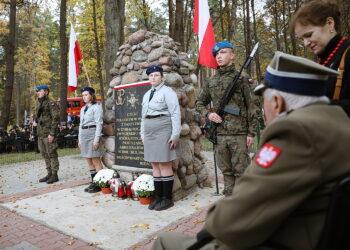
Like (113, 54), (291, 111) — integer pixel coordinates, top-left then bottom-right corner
(36, 84), (49, 92)
(212, 41), (235, 57)
(146, 65), (163, 75)
(81, 86), (95, 94)
(254, 51), (339, 96)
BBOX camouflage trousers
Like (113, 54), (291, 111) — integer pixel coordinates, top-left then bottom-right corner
(38, 137), (59, 172)
(214, 135), (249, 196)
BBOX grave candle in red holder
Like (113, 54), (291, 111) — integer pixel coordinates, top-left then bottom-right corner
(118, 186), (125, 199)
(126, 185), (132, 198)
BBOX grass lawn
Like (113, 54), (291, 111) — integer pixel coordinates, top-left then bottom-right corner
(0, 148), (80, 165)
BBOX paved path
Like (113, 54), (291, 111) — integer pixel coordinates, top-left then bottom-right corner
(0, 152), (224, 250)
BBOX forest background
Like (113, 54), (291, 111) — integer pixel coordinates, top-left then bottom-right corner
(0, 0), (349, 128)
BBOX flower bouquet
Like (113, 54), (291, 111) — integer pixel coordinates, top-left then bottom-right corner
(93, 169), (115, 193)
(133, 174), (154, 204)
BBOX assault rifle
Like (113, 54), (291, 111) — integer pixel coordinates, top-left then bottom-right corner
(204, 42), (259, 144)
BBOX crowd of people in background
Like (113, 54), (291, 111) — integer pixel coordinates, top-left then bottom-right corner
(0, 114), (80, 154)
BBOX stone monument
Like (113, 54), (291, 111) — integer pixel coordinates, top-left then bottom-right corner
(102, 30), (211, 200)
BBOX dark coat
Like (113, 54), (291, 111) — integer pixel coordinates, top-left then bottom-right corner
(319, 34), (350, 116)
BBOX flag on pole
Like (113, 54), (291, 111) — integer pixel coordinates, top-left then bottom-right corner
(68, 25), (83, 94)
(193, 0), (218, 69)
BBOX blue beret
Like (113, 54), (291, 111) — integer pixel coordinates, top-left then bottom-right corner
(81, 86), (95, 94)
(254, 52), (339, 96)
(146, 65), (163, 75)
(36, 84), (49, 92)
(212, 41), (234, 57)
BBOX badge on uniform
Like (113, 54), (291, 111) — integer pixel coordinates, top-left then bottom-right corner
(255, 143), (281, 168)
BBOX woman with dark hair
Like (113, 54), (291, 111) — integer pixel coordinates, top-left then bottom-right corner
(78, 86), (104, 193)
(141, 65), (181, 211)
(290, 0), (350, 116)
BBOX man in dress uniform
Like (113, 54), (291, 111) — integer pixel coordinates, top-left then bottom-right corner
(34, 85), (60, 184)
(152, 52), (350, 250)
(196, 41), (258, 196)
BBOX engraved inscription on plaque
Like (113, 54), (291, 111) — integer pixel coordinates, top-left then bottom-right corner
(114, 84), (151, 168)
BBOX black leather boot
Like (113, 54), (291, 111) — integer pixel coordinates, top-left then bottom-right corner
(148, 178), (162, 210)
(155, 176), (174, 211)
(46, 171), (59, 184)
(84, 183), (95, 192)
(39, 170), (52, 183)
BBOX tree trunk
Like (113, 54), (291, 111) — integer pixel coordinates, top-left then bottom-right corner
(282, 0), (288, 53)
(242, 1), (247, 50)
(174, 0), (184, 49)
(59, 0), (68, 123)
(273, 1), (281, 51)
(142, 0), (150, 30)
(105, 0), (125, 86)
(251, 0), (262, 81)
(288, 0), (296, 55)
(183, 0), (193, 51)
(219, 0), (224, 40)
(0, 0), (16, 128)
(16, 75), (20, 125)
(92, 0), (105, 112)
(227, 0), (237, 42)
(168, 0), (175, 38)
(245, 0), (251, 58)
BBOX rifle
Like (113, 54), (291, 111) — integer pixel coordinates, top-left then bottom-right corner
(204, 43), (259, 144)
(35, 105), (43, 125)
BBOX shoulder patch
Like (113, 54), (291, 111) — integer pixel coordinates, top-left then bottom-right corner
(254, 143), (281, 168)
(248, 78), (254, 83)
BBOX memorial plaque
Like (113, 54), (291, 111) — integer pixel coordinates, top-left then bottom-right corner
(114, 81), (151, 168)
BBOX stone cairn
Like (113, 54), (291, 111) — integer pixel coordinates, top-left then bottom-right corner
(102, 30), (211, 200)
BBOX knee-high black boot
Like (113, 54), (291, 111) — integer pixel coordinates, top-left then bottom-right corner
(155, 175), (174, 211)
(149, 177), (162, 210)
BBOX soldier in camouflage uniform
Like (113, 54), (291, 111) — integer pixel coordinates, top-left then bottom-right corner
(34, 85), (60, 184)
(196, 41), (258, 196)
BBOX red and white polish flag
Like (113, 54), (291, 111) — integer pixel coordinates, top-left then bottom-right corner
(193, 0), (218, 69)
(68, 25), (83, 94)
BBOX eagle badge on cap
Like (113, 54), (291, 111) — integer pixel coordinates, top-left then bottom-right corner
(255, 143), (281, 168)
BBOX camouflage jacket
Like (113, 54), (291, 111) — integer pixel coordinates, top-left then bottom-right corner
(196, 64), (258, 136)
(36, 96), (60, 138)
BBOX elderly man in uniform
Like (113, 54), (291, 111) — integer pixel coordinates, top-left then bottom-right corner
(34, 84), (60, 184)
(196, 41), (258, 196)
(152, 52), (350, 250)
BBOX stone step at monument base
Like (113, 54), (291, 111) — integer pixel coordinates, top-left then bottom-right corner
(112, 165), (152, 182)
(111, 164), (199, 201)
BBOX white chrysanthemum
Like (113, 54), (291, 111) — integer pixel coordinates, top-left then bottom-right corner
(133, 174), (154, 191)
(93, 169), (115, 183)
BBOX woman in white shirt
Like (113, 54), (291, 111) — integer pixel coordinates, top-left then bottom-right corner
(78, 86), (104, 193)
(141, 65), (181, 211)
